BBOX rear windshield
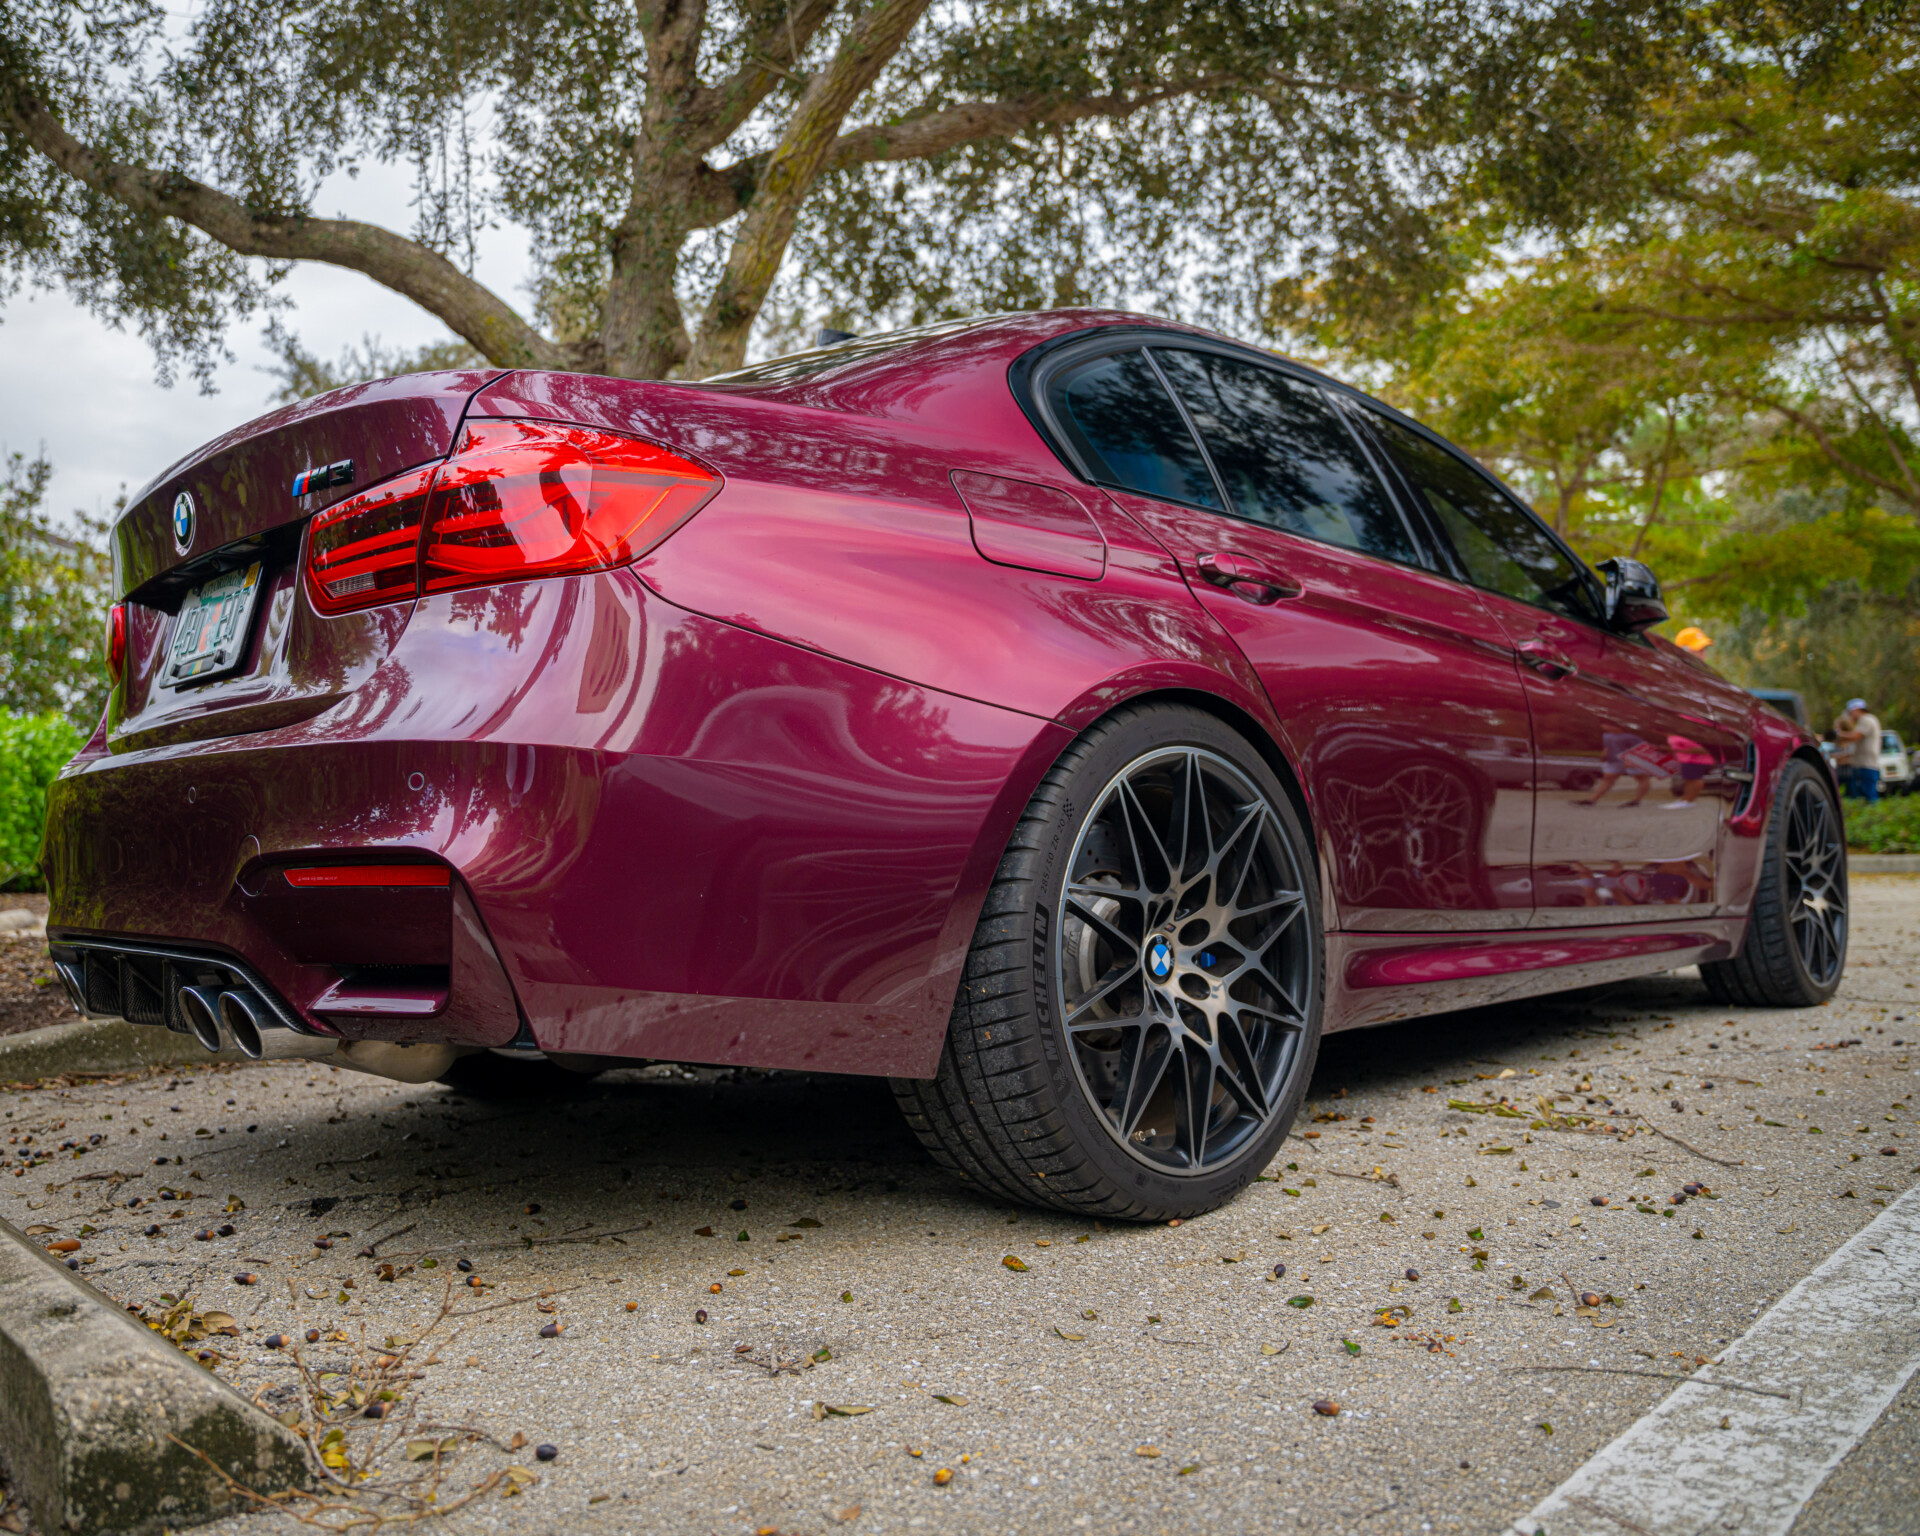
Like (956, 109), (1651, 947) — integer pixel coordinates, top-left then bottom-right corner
(703, 314), (1012, 386)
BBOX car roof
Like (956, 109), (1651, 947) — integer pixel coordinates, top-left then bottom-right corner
(696, 308), (1324, 424)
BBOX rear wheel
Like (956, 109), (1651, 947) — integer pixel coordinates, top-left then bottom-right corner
(892, 703), (1323, 1221)
(1701, 758), (1847, 1007)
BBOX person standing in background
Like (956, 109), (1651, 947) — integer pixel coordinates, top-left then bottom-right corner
(1834, 698), (1883, 802)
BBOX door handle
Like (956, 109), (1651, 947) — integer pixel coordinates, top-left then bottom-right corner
(1195, 552), (1302, 604)
(1516, 640), (1577, 679)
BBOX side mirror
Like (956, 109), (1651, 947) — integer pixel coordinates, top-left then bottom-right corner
(1599, 556), (1669, 633)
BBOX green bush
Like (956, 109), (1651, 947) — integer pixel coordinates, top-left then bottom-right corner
(0, 710), (84, 888)
(1842, 793), (1920, 855)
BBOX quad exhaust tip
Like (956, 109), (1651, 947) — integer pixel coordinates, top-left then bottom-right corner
(217, 989), (337, 1061)
(178, 986), (229, 1054)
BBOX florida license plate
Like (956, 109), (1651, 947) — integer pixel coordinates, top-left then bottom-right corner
(163, 562), (263, 687)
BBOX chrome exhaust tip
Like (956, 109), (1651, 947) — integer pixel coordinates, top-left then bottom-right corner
(218, 990), (337, 1061)
(178, 986), (228, 1053)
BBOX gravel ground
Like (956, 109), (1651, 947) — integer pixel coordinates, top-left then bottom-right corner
(0, 896), (62, 1041)
(2, 877), (1915, 1536)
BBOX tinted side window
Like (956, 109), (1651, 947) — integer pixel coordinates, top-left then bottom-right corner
(1368, 412), (1600, 623)
(1153, 350), (1418, 565)
(1046, 350), (1221, 508)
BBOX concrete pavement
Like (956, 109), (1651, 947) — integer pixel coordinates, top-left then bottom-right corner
(1, 877), (1914, 1535)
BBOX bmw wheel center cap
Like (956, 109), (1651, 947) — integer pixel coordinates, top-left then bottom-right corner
(172, 491), (195, 554)
(1145, 934), (1174, 981)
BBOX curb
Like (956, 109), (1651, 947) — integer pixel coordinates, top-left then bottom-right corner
(1848, 853), (1920, 873)
(0, 1217), (311, 1534)
(0, 1019), (240, 1086)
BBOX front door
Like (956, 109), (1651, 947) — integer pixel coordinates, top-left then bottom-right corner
(1361, 410), (1747, 921)
(1039, 341), (1536, 931)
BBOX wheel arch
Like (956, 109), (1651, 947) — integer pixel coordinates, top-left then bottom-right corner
(1099, 686), (1318, 878)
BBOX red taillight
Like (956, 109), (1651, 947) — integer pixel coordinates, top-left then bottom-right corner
(283, 865), (451, 889)
(104, 602), (127, 682)
(304, 465), (436, 616)
(300, 425), (718, 616)
(421, 421), (720, 593)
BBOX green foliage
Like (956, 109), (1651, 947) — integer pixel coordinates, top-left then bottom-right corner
(1841, 795), (1920, 855)
(2, 0), (1863, 383)
(0, 452), (111, 726)
(1282, 20), (1920, 740)
(0, 709), (83, 888)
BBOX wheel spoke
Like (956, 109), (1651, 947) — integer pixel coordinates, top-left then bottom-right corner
(1116, 780), (1175, 899)
(1174, 1040), (1214, 1167)
(1116, 1024), (1174, 1140)
(1064, 959), (1143, 1026)
(1215, 801), (1267, 908)
(1216, 1014), (1271, 1119)
(1175, 752), (1212, 881)
(1065, 891), (1142, 959)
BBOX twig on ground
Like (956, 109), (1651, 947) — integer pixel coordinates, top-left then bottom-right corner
(1507, 1365), (1792, 1400)
(1623, 1114), (1746, 1168)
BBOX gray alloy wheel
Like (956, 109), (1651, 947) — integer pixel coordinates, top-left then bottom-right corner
(893, 703), (1324, 1221)
(1702, 757), (1848, 1007)
(1058, 745), (1313, 1174)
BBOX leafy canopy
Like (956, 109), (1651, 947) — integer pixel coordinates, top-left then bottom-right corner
(1279, 13), (1920, 730)
(3, 0), (1759, 385)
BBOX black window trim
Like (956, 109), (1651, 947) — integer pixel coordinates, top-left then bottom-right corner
(1010, 326), (1444, 576)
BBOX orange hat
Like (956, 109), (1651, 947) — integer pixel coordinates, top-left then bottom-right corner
(1673, 626), (1713, 652)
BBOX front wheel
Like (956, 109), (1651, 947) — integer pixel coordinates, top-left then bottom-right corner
(1701, 758), (1847, 1007)
(893, 703), (1324, 1221)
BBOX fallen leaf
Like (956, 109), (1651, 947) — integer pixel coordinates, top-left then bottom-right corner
(933, 1468), (953, 1485)
(1286, 1295), (1315, 1309)
(1134, 1445), (1161, 1458)
(1002, 1255), (1028, 1272)
(821, 1403), (872, 1416)
(933, 1393), (968, 1406)
(1312, 1399), (1339, 1416)
(1311, 1224), (1330, 1235)
(1052, 1328), (1085, 1341)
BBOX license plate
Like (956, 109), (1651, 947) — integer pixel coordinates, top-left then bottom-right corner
(163, 562), (264, 687)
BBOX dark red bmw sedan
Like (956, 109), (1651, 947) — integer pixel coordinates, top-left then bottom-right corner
(44, 310), (1845, 1220)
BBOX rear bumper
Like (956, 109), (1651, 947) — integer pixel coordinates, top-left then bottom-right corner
(43, 570), (1058, 1076)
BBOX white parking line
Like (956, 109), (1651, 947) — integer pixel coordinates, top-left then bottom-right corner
(1509, 1183), (1920, 1536)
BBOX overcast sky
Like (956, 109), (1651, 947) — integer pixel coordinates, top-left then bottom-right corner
(0, 156), (534, 527)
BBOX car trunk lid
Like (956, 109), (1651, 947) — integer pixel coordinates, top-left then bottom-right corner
(107, 370), (502, 752)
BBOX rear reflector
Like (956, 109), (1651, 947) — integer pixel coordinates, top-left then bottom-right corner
(305, 465), (436, 616)
(283, 866), (452, 889)
(422, 421), (720, 593)
(104, 602), (127, 682)
(299, 425), (718, 616)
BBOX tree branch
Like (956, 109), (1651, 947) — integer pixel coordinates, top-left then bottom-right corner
(687, 0), (839, 149)
(694, 67), (1401, 229)
(7, 94), (561, 370)
(686, 0), (935, 375)
(1744, 390), (1920, 515)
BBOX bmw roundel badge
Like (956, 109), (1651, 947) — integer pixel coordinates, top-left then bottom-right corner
(171, 491), (195, 554)
(1145, 935), (1174, 981)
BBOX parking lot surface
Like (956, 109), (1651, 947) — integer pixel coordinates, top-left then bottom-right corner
(3, 878), (1916, 1536)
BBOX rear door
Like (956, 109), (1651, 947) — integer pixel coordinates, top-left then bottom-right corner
(1361, 410), (1748, 922)
(1034, 339), (1536, 931)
